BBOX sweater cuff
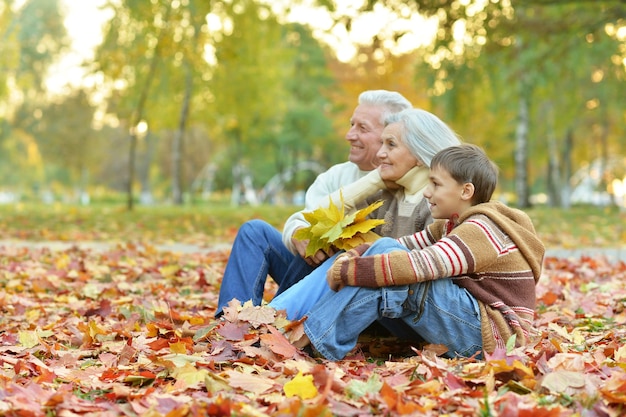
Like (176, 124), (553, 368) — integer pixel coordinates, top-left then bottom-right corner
(344, 242), (371, 259)
(341, 251), (416, 287)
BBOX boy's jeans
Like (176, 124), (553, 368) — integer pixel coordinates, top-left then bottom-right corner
(301, 237), (483, 360)
(215, 219), (314, 317)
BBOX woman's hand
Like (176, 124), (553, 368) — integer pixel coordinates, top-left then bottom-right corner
(292, 233), (335, 266)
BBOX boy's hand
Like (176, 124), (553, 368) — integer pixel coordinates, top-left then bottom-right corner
(327, 254), (350, 291)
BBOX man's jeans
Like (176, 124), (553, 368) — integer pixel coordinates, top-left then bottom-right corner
(269, 252), (340, 320)
(215, 219), (314, 317)
(301, 237), (483, 360)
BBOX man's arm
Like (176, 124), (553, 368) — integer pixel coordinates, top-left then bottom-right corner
(282, 162), (373, 255)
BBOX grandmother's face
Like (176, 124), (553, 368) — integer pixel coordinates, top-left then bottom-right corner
(376, 122), (420, 182)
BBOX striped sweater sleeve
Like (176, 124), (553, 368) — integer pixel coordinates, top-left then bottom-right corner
(397, 220), (443, 250)
(334, 218), (501, 287)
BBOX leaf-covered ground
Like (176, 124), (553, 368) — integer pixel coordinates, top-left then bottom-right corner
(1, 241), (625, 416)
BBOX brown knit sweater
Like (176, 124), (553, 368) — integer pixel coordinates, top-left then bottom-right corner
(330, 201), (546, 354)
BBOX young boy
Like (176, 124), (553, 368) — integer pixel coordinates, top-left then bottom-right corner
(298, 144), (545, 360)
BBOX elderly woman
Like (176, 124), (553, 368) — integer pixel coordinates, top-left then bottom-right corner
(269, 108), (461, 319)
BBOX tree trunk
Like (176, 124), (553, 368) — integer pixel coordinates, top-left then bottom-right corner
(172, 62), (193, 205)
(561, 128), (574, 208)
(126, 4), (172, 211)
(597, 115), (613, 205)
(515, 91), (531, 208)
(138, 130), (155, 205)
(513, 33), (531, 209)
(544, 102), (561, 207)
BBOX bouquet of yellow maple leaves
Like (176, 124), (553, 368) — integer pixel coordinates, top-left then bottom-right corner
(293, 193), (385, 257)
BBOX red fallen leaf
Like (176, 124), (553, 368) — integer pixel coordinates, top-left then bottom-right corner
(147, 320), (176, 336)
(202, 396), (232, 416)
(33, 367), (57, 384)
(124, 370), (157, 386)
(443, 371), (466, 390)
(311, 364), (345, 393)
(118, 342), (138, 366)
(216, 321), (249, 341)
(100, 368), (128, 381)
(203, 340), (239, 362)
(259, 325), (297, 358)
(147, 338), (171, 352)
(84, 299), (112, 317)
(4, 382), (54, 413)
(537, 290), (560, 306)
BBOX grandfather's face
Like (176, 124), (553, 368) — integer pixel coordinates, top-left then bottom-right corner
(344, 104), (385, 171)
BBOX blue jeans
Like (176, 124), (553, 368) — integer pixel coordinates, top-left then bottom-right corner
(215, 219), (315, 317)
(302, 237), (483, 360)
(269, 252), (341, 320)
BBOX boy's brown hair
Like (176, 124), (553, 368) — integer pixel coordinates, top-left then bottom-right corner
(430, 143), (499, 204)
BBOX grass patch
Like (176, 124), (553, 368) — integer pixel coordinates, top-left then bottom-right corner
(0, 202), (296, 246)
(525, 204), (626, 247)
(0, 202), (624, 248)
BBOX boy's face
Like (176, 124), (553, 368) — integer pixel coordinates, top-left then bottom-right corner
(424, 166), (472, 219)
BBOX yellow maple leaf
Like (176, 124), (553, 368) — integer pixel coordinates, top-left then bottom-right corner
(170, 363), (209, 390)
(293, 193), (384, 257)
(283, 371), (318, 399)
(19, 330), (39, 349)
(169, 341), (188, 354)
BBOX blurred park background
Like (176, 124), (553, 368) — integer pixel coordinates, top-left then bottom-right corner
(0, 0), (625, 212)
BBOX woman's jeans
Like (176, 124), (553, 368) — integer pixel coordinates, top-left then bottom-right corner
(289, 237), (483, 360)
(215, 219), (314, 317)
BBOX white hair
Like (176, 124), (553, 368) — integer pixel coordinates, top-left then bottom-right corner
(358, 90), (413, 124)
(385, 108), (461, 167)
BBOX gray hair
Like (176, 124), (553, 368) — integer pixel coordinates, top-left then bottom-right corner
(358, 90), (412, 125)
(385, 108), (461, 167)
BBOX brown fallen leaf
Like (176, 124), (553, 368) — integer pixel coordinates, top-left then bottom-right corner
(260, 325), (297, 359)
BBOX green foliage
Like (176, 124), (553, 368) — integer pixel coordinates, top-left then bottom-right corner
(208, 3), (338, 191)
(423, 0), (626, 199)
(209, 0), (290, 171)
(1, 0), (625, 208)
(271, 23), (337, 182)
(35, 90), (100, 186)
(0, 0), (68, 190)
